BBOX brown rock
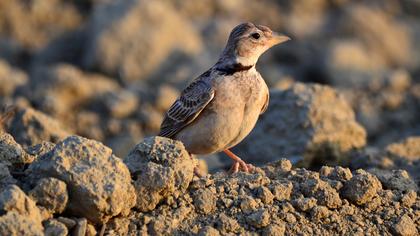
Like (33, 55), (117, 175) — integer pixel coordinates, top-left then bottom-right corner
(29, 177), (68, 214)
(198, 226), (220, 236)
(0, 163), (16, 190)
(386, 137), (420, 161)
(235, 83), (366, 167)
(27, 135), (136, 224)
(256, 186), (274, 204)
(28, 64), (119, 119)
(44, 219), (68, 236)
(9, 107), (69, 146)
(311, 205), (330, 220)
(73, 218), (87, 236)
(271, 181), (293, 201)
(301, 179), (342, 209)
(240, 196), (258, 214)
(342, 170), (382, 205)
(193, 188), (216, 214)
(0, 185), (43, 221)
(401, 191), (417, 207)
(105, 217), (130, 236)
(370, 169), (418, 192)
(246, 209), (271, 228)
(216, 213), (240, 233)
(0, 185), (44, 235)
(0, 211), (44, 236)
(124, 136), (194, 212)
(86, 223), (97, 236)
(0, 60), (27, 97)
(155, 85), (180, 112)
(262, 223), (286, 236)
(320, 166), (353, 181)
(293, 197), (317, 212)
(100, 90), (139, 118)
(0, 0), (82, 50)
(84, 0), (202, 82)
(0, 132), (34, 167)
(392, 214), (418, 236)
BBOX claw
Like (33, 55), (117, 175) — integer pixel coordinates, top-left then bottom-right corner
(224, 149), (254, 174)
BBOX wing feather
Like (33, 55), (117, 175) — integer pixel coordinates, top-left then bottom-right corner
(260, 91), (269, 114)
(158, 73), (215, 138)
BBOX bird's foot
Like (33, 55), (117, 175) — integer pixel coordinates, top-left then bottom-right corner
(224, 149), (254, 174)
(194, 166), (206, 177)
(229, 161), (254, 174)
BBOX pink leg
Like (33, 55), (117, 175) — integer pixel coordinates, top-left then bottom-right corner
(224, 149), (254, 173)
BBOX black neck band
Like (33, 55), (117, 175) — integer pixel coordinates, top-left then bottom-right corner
(216, 63), (253, 75)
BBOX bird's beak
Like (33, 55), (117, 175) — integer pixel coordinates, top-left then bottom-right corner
(270, 32), (290, 45)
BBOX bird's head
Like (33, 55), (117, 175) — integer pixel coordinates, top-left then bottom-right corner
(217, 22), (290, 69)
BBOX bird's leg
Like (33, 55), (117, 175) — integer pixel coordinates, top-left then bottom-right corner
(188, 152), (206, 177)
(223, 149), (254, 173)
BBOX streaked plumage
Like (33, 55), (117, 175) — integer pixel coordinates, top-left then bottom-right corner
(159, 22), (289, 173)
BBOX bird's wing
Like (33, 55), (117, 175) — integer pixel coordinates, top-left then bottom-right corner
(260, 91), (269, 114)
(159, 72), (215, 138)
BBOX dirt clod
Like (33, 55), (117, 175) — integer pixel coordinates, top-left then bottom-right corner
(342, 170), (382, 205)
(27, 135), (136, 224)
(124, 136), (194, 212)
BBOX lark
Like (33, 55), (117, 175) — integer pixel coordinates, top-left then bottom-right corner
(159, 22), (290, 173)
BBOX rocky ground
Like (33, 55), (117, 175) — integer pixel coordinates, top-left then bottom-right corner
(0, 0), (419, 235)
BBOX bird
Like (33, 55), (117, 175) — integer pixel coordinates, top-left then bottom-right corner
(158, 22), (290, 173)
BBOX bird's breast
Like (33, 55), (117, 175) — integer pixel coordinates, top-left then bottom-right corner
(175, 71), (268, 154)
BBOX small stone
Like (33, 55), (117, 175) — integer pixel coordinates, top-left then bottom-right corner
(392, 214), (418, 236)
(240, 196), (258, 213)
(285, 213), (296, 223)
(311, 206), (330, 220)
(0, 163), (16, 190)
(301, 179), (342, 208)
(56, 217), (76, 229)
(25, 141), (55, 157)
(0, 132), (34, 168)
(256, 186), (274, 204)
(342, 170), (382, 205)
(105, 217), (129, 236)
(73, 218), (87, 236)
(44, 219), (68, 236)
(198, 226), (220, 236)
(86, 223), (97, 236)
(274, 159), (292, 172)
(193, 189), (216, 214)
(320, 166), (352, 181)
(401, 191), (416, 207)
(246, 209), (271, 228)
(102, 90), (139, 118)
(216, 214), (240, 233)
(262, 223), (285, 236)
(271, 181), (293, 201)
(29, 177), (68, 214)
(293, 197), (317, 212)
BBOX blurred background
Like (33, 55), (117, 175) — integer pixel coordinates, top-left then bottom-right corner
(0, 0), (419, 171)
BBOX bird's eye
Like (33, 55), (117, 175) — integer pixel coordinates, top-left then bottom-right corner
(251, 33), (260, 39)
